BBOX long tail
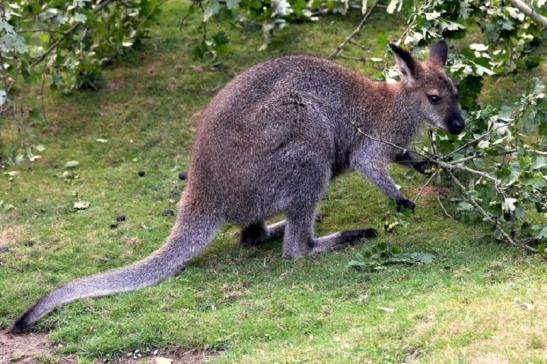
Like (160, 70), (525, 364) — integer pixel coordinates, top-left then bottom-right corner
(9, 210), (219, 333)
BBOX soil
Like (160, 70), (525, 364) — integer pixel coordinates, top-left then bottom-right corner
(410, 185), (453, 198)
(1, 330), (216, 363)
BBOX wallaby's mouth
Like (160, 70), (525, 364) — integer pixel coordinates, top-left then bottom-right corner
(446, 113), (465, 135)
(447, 121), (465, 135)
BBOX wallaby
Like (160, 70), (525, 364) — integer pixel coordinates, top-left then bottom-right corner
(10, 40), (464, 333)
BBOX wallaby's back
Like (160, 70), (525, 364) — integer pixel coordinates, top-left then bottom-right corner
(187, 55), (383, 224)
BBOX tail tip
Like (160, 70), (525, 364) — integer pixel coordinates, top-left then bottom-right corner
(8, 313), (33, 334)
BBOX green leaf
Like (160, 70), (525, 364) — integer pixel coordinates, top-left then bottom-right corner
(457, 202), (474, 212)
(386, 0), (402, 14)
(64, 160), (80, 168)
(203, 2), (221, 21)
(525, 176), (546, 189)
(226, 0), (240, 10)
(532, 156), (547, 170)
(501, 197), (517, 213)
(532, 225), (547, 240)
(74, 12), (87, 23)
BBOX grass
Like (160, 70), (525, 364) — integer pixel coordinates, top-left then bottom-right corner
(1, 1), (546, 362)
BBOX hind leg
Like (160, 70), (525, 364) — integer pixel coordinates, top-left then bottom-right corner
(282, 208), (377, 259)
(240, 220), (286, 245)
(240, 214), (325, 246)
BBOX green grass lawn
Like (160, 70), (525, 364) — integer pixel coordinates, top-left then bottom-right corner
(1, 1), (545, 363)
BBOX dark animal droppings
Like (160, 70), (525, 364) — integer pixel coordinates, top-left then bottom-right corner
(110, 223), (119, 229)
(178, 172), (187, 180)
(116, 215), (126, 222)
(163, 209), (175, 217)
(138, 171), (145, 177)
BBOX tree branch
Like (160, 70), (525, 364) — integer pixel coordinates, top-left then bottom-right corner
(509, 0), (547, 27)
(435, 194), (454, 219)
(348, 120), (542, 252)
(30, 0), (115, 67)
(349, 120), (501, 184)
(328, 2), (377, 59)
(448, 171), (537, 253)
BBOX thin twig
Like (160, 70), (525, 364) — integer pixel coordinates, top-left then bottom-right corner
(40, 69), (48, 123)
(338, 55), (368, 62)
(445, 127), (499, 158)
(20, 28), (65, 34)
(447, 162), (499, 183)
(496, 149), (518, 156)
(352, 123), (501, 184)
(435, 194), (454, 219)
(328, 2), (377, 59)
(413, 171), (438, 203)
(179, 0), (197, 28)
(350, 120), (422, 156)
(450, 154), (478, 165)
(348, 39), (369, 51)
(448, 171), (537, 253)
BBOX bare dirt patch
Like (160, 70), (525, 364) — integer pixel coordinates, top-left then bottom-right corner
(410, 185), (453, 198)
(106, 78), (124, 91)
(119, 349), (217, 364)
(0, 330), (71, 363)
(0, 223), (24, 247)
(1, 331), (217, 363)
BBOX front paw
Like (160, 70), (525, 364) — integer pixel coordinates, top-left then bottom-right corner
(396, 198), (416, 212)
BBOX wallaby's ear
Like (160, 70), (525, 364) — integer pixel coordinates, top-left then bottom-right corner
(427, 40), (448, 67)
(389, 43), (418, 84)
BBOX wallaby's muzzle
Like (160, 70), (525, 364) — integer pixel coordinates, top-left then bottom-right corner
(446, 110), (465, 135)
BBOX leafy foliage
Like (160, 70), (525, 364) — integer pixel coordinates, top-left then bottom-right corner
(189, 0), (369, 61)
(430, 81), (546, 251)
(384, 1), (546, 251)
(348, 241), (435, 272)
(0, 0), (163, 97)
(384, 0), (545, 107)
(0, 0), (163, 164)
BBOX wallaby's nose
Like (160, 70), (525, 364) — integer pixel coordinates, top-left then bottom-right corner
(448, 112), (465, 135)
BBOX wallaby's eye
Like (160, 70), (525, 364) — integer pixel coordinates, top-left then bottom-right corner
(428, 95), (441, 105)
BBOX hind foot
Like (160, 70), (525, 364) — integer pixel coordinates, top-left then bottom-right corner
(310, 228), (377, 255)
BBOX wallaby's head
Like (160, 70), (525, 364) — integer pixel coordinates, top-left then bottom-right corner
(389, 40), (465, 135)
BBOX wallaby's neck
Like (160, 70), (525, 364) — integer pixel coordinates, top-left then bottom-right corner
(350, 79), (424, 148)
(391, 83), (425, 145)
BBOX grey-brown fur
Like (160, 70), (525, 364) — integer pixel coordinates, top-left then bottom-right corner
(10, 41), (463, 333)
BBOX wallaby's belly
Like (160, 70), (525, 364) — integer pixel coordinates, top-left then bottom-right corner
(190, 121), (335, 224)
